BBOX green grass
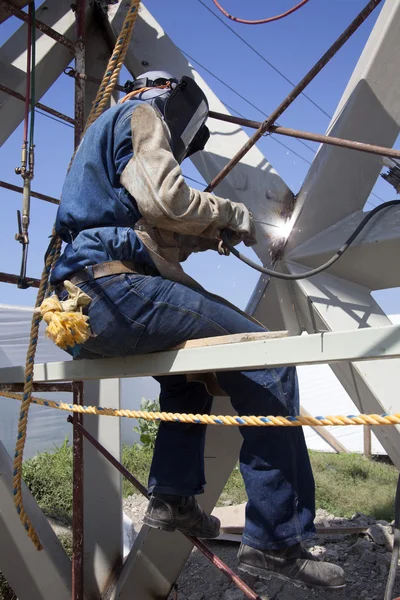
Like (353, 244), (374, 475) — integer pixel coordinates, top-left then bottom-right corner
(19, 441), (400, 522)
(310, 450), (398, 521)
(218, 452), (399, 521)
(122, 445), (153, 497)
(20, 441), (155, 524)
(22, 439), (73, 524)
(1, 444), (399, 599)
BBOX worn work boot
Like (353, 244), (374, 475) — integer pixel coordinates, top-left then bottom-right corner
(143, 493), (220, 539)
(238, 542), (346, 590)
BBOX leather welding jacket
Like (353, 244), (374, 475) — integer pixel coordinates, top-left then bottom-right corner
(51, 99), (254, 288)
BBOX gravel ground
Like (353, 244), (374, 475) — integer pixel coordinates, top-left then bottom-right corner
(123, 495), (399, 600)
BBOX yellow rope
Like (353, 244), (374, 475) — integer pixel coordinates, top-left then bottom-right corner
(83, 0), (141, 132)
(3, 391), (400, 427)
(12, 234), (61, 550)
(13, 0), (141, 551)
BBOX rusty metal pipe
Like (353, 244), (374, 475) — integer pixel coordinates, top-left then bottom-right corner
(0, 84), (75, 125)
(0, 382), (73, 393)
(0, 180), (59, 205)
(1, 0), (75, 52)
(0, 270), (40, 288)
(205, 0), (383, 192)
(71, 5), (86, 596)
(69, 418), (262, 600)
(73, 0), (86, 147)
(209, 110), (400, 160)
(72, 382), (84, 600)
(64, 67), (125, 93)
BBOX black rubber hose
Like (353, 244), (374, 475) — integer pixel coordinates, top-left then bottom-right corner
(221, 200), (400, 281)
(384, 473), (400, 600)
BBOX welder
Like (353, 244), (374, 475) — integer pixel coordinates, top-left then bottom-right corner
(51, 71), (345, 590)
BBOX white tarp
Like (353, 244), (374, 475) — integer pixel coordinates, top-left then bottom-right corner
(0, 304), (395, 458)
(0, 304), (155, 458)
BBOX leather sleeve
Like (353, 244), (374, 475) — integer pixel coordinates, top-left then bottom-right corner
(120, 103), (255, 242)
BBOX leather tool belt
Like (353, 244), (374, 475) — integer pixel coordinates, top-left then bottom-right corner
(55, 260), (158, 295)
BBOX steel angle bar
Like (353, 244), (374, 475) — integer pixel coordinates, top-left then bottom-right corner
(1, 325), (400, 384)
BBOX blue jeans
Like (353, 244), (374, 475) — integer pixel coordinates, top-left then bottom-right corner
(74, 273), (316, 550)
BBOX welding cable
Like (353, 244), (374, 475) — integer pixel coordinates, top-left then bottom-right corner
(220, 200), (400, 280)
(211, 0), (310, 25)
(384, 473), (400, 600)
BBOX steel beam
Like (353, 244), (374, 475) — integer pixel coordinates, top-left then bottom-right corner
(0, 325), (399, 385)
(0, 0), (93, 147)
(82, 380), (122, 598)
(1, 0), (75, 52)
(286, 265), (400, 470)
(247, 0), (400, 473)
(0, 440), (71, 600)
(83, 17), (119, 123)
(288, 205), (400, 289)
(114, 397), (242, 600)
(287, 0), (400, 250)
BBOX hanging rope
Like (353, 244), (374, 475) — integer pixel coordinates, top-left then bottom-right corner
(3, 391), (400, 427)
(211, 0), (310, 25)
(84, 0), (141, 132)
(12, 0), (141, 551)
(12, 236), (60, 550)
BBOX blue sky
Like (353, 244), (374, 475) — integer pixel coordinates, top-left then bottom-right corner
(0, 0), (399, 314)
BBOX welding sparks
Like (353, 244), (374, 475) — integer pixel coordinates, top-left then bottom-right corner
(274, 219), (293, 240)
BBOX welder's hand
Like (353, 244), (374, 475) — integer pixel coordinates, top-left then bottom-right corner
(242, 217), (257, 247)
(231, 207), (257, 247)
(225, 214), (257, 248)
(218, 222), (257, 255)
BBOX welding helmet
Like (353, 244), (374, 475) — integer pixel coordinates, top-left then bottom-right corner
(124, 70), (210, 163)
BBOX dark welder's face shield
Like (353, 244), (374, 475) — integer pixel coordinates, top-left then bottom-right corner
(123, 73), (210, 163)
(162, 76), (210, 164)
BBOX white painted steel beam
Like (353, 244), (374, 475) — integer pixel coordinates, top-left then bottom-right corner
(0, 441), (72, 600)
(288, 205), (400, 289)
(114, 398), (242, 600)
(286, 265), (400, 470)
(105, 1), (293, 264)
(0, 0), (93, 147)
(286, 0), (400, 250)
(0, 325), (399, 385)
(247, 0), (400, 472)
(83, 380), (122, 598)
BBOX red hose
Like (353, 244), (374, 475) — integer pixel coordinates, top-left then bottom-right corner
(212, 0), (310, 25)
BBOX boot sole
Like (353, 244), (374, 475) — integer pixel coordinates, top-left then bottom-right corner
(238, 562), (346, 590)
(143, 515), (220, 539)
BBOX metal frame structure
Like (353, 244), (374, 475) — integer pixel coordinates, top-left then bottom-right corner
(0, 0), (399, 598)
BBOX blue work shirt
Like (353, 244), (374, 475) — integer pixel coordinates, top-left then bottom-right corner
(51, 99), (156, 284)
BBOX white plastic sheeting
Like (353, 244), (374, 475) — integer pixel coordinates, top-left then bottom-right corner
(0, 304), (395, 457)
(0, 304), (156, 458)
